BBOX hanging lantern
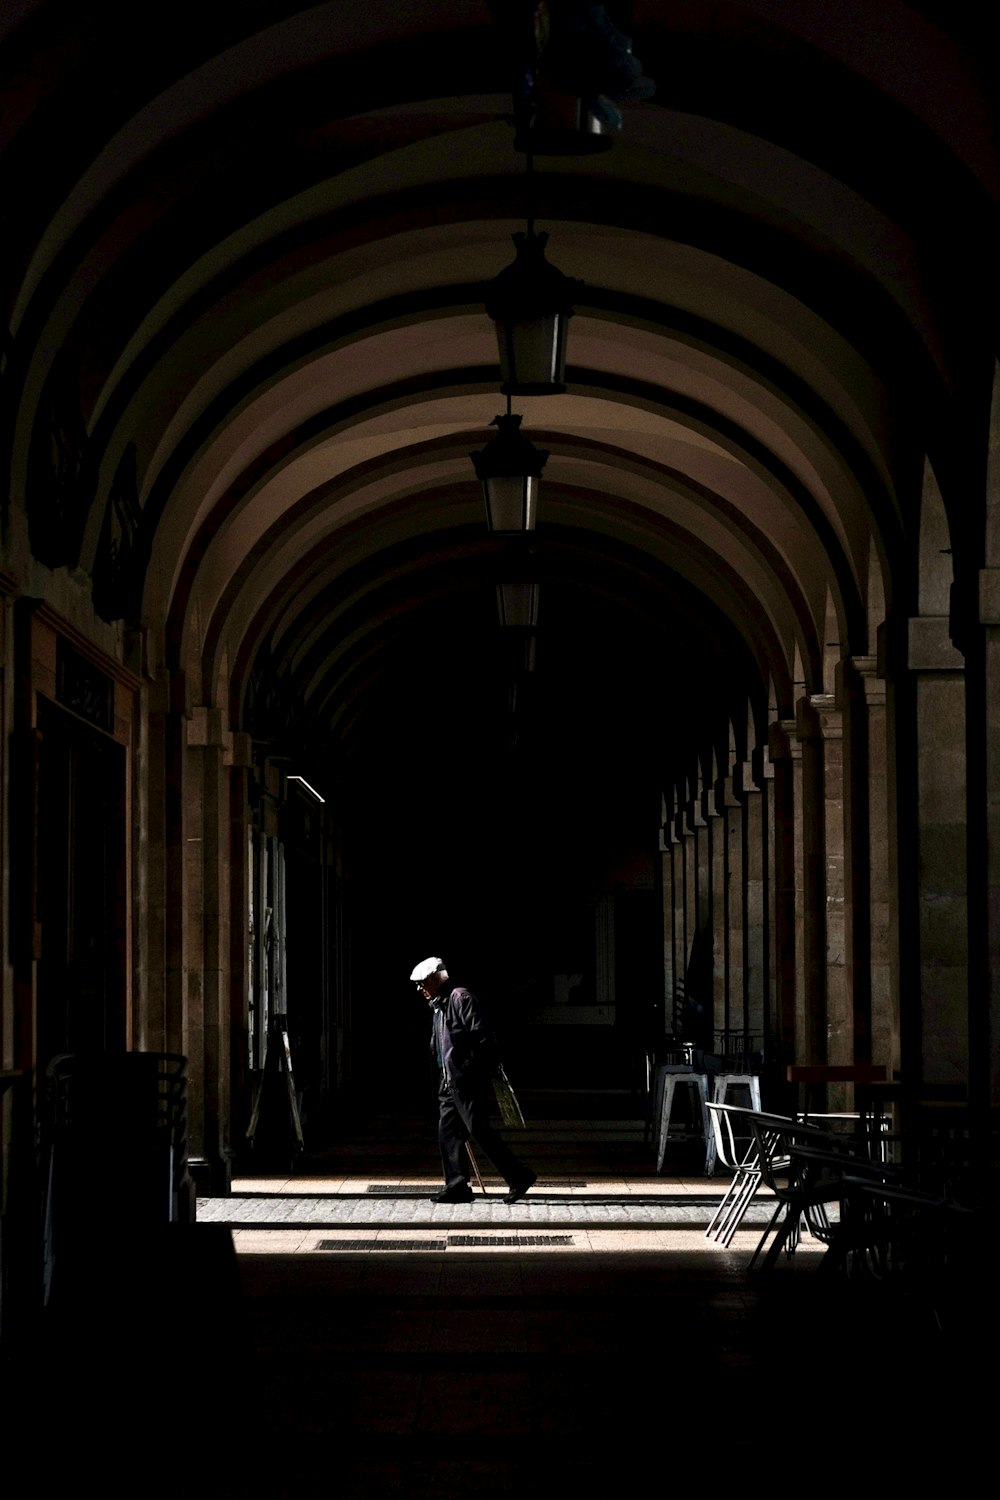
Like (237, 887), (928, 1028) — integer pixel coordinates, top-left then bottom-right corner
(470, 412), (549, 533)
(496, 580), (540, 630)
(497, 580), (539, 675)
(513, 92), (616, 156)
(484, 231), (583, 395)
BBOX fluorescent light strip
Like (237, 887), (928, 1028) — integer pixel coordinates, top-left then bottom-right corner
(287, 775), (325, 803)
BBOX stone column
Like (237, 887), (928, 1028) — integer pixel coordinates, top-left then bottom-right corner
(794, 695), (844, 1071)
(660, 818), (677, 1040)
(228, 730), (253, 1148)
(710, 774), (743, 1044)
(684, 781), (709, 1045)
(849, 656), (895, 1077)
(984, 568), (1000, 1107)
(186, 706), (235, 1191)
(671, 796), (686, 1038)
(141, 667), (190, 1060)
(724, 788), (745, 1044)
(982, 372), (1000, 1107)
(735, 757), (767, 1049)
(909, 615), (969, 1086)
(768, 720), (800, 1066)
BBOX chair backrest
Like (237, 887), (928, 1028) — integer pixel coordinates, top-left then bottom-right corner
(748, 1113), (798, 1192)
(705, 1102), (733, 1170)
(746, 1110), (853, 1195)
(706, 1101), (780, 1172)
(714, 1107), (820, 1192)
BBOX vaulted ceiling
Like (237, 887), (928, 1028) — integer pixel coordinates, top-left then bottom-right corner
(3, 1), (996, 818)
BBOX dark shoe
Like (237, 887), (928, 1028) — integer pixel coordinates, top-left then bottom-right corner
(430, 1184), (474, 1203)
(503, 1170), (537, 1204)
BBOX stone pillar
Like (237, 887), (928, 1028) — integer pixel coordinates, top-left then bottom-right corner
(671, 797), (686, 1038)
(735, 759), (767, 1049)
(709, 779), (730, 1042)
(769, 720), (800, 1066)
(228, 730), (253, 1147)
(685, 782), (709, 1045)
(909, 615), (969, 1086)
(724, 786), (745, 1045)
(984, 569), (1000, 1106)
(820, 699), (849, 1071)
(660, 809), (680, 1040)
(982, 370), (1000, 1106)
(849, 656), (895, 1077)
(794, 695), (843, 1070)
(141, 667), (190, 1058)
(186, 705), (235, 1192)
(710, 774), (743, 1044)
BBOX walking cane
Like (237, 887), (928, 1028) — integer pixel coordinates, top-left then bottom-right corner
(465, 1141), (488, 1196)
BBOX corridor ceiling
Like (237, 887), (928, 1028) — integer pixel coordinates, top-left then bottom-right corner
(2, 2), (996, 810)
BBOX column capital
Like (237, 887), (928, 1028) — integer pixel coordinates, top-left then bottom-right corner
(768, 718), (801, 760)
(752, 744), (774, 782)
(796, 694), (841, 741)
(226, 731), (253, 768)
(187, 705), (228, 748)
(685, 799), (707, 829)
(908, 615), (964, 671)
(700, 786), (722, 819)
(714, 776), (741, 810)
(733, 760), (765, 795)
(848, 654), (887, 707)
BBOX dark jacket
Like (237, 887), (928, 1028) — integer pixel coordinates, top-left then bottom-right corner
(429, 983), (499, 1094)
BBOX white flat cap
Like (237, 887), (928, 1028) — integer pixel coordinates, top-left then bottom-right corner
(410, 956), (445, 983)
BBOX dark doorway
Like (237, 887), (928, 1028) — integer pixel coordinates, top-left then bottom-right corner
(36, 697), (127, 1065)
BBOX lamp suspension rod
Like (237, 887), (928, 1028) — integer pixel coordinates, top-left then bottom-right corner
(525, 141), (535, 236)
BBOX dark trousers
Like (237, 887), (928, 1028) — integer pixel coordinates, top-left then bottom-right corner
(438, 1079), (530, 1189)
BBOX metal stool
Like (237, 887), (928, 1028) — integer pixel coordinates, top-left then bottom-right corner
(708, 1074), (761, 1178)
(656, 1069), (712, 1174)
(712, 1073), (761, 1112)
(647, 1052), (694, 1153)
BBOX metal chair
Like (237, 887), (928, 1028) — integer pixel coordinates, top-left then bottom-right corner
(746, 1112), (856, 1272)
(705, 1104), (812, 1248)
(704, 1101), (767, 1246)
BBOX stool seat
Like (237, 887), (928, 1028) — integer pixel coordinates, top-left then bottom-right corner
(648, 1062), (697, 1153)
(708, 1075), (761, 1177)
(656, 1071), (712, 1175)
(712, 1073), (761, 1111)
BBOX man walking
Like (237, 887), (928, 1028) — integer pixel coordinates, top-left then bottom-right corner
(411, 956), (537, 1204)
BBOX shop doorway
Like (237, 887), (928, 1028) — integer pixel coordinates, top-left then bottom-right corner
(36, 697), (127, 1065)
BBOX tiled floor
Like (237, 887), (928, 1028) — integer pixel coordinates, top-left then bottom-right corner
(23, 1093), (989, 1497)
(188, 1098), (985, 1496)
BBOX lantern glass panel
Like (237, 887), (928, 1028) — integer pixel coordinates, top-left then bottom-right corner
(484, 475), (537, 533)
(497, 581), (539, 629)
(498, 315), (566, 391)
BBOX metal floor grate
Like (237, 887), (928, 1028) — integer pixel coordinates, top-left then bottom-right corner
(319, 1238), (446, 1251)
(317, 1234), (576, 1251)
(365, 1185), (436, 1196)
(365, 1183), (591, 1194)
(449, 1235), (575, 1247)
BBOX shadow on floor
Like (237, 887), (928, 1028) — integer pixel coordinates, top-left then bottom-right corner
(10, 1089), (993, 1497)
